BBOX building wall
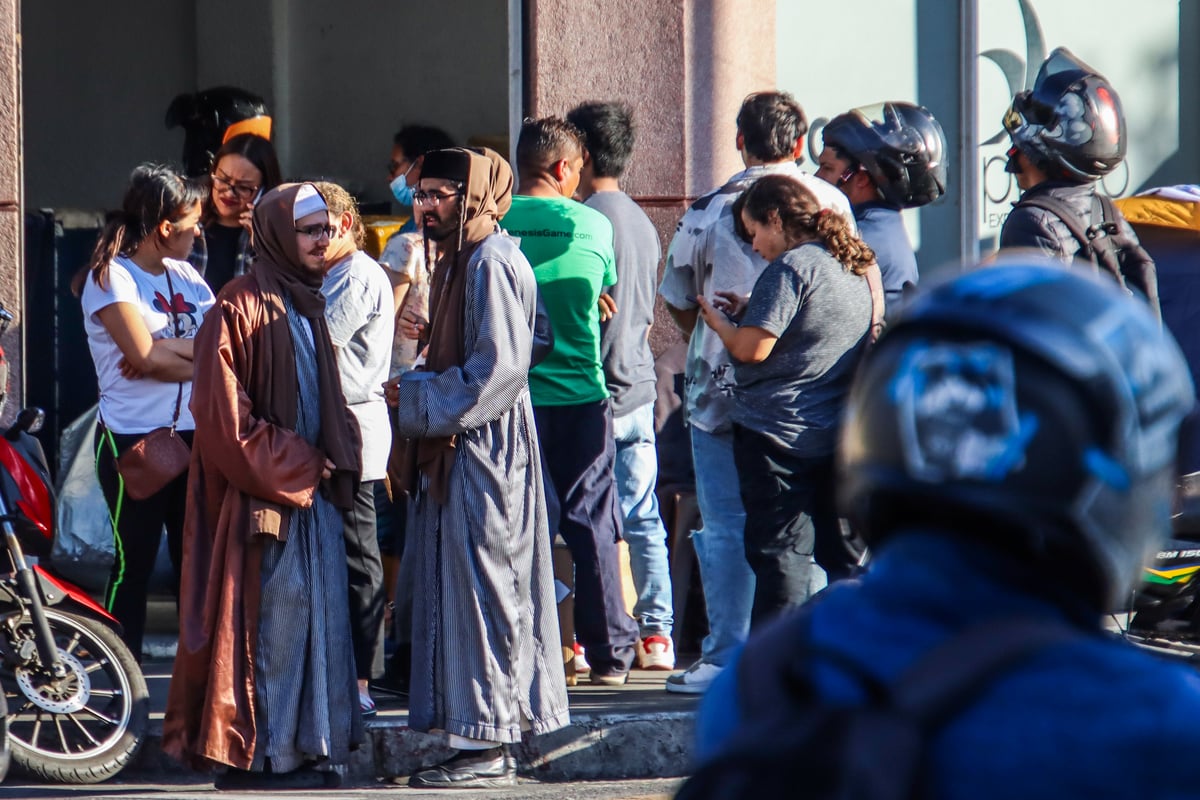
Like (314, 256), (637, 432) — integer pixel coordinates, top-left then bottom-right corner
(0, 0), (17, 420)
(526, 0), (774, 355)
(22, 0), (510, 212)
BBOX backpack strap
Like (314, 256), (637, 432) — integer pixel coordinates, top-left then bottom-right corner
(1014, 193), (1094, 254)
(1014, 193), (1126, 286)
(890, 616), (1088, 729)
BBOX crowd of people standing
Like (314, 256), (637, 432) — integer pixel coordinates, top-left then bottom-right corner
(70, 42), (1167, 791)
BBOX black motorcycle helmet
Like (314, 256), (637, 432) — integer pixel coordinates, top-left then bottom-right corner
(1004, 47), (1126, 182)
(165, 86), (271, 177)
(838, 261), (1194, 610)
(821, 101), (947, 209)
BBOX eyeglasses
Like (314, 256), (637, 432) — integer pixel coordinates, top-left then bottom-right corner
(211, 171), (261, 200)
(411, 190), (461, 206)
(294, 223), (336, 240)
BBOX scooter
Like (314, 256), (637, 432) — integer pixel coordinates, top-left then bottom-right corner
(1119, 539), (1200, 660)
(0, 306), (147, 783)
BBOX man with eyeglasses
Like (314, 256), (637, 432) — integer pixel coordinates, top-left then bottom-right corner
(389, 147), (568, 788)
(503, 116), (640, 688)
(166, 183), (365, 789)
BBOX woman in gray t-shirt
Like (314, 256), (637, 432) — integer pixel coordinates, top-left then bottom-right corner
(695, 174), (875, 625)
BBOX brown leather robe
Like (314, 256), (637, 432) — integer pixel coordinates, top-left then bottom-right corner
(161, 273), (330, 770)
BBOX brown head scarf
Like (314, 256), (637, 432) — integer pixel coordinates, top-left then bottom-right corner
(408, 148), (513, 503)
(249, 182), (361, 508)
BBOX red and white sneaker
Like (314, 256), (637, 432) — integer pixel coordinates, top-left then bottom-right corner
(573, 642), (590, 673)
(637, 634), (676, 671)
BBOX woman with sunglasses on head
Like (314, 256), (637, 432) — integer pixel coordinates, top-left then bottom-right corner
(73, 163), (215, 661)
(192, 133), (282, 294)
(696, 173), (875, 627)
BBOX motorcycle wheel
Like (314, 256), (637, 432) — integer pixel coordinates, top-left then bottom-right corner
(0, 686), (9, 783)
(1, 609), (147, 783)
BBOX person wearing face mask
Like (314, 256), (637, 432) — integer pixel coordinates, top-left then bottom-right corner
(74, 164), (215, 662)
(380, 125), (456, 371)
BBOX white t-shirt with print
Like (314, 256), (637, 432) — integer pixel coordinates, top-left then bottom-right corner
(81, 256), (215, 434)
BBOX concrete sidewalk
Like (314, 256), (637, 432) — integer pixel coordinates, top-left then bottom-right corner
(129, 656), (701, 785)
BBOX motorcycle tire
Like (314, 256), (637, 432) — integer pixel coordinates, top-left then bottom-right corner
(0, 687), (9, 783)
(1, 609), (147, 784)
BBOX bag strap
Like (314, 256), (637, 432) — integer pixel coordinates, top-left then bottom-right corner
(890, 616), (1087, 728)
(1014, 194), (1095, 255)
(1014, 194), (1126, 285)
(162, 267), (184, 432)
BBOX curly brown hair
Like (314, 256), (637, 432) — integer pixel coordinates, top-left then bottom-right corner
(312, 181), (365, 250)
(739, 174), (875, 275)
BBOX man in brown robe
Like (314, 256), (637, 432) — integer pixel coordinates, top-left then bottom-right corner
(163, 182), (363, 790)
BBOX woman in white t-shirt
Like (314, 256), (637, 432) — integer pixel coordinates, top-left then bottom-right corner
(73, 164), (215, 661)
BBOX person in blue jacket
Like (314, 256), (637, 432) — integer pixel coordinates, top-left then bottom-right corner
(815, 101), (946, 319)
(697, 261), (1200, 799)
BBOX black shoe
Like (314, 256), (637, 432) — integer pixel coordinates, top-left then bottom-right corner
(215, 765), (340, 791)
(407, 747), (517, 789)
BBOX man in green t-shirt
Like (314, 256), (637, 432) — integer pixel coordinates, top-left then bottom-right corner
(504, 116), (638, 686)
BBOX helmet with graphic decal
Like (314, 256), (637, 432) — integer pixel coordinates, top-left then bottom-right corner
(821, 101), (947, 209)
(838, 260), (1194, 610)
(1004, 47), (1126, 182)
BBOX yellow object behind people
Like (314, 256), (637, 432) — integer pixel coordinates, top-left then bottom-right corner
(1114, 190), (1200, 235)
(362, 215), (411, 259)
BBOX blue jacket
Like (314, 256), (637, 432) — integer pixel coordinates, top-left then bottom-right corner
(698, 531), (1200, 799)
(855, 202), (917, 315)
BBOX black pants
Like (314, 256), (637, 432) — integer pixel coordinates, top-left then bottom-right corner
(534, 400), (637, 675)
(732, 424), (845, 628)
(344, 479), (386, 681)
(94, 426), (190, 663)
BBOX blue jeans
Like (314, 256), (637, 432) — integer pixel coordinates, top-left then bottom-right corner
(613, 402), (674, 637)
(690, 426), (755, 667)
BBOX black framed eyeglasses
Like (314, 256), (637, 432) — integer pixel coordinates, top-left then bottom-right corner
(294, 223), (336, 240)
(211, 171), (261, 200)
(412, 190), (461, 206)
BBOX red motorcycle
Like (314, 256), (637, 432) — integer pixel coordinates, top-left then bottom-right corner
(0, 305), (147, 783)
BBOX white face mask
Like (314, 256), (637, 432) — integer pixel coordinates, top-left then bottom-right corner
(390, 162), (417, 205)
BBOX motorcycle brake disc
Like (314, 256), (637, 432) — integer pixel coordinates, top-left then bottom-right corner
(14, 650), (91, 714)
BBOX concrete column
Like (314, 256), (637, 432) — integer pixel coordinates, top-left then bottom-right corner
(523, 0), (774, 354)
(0, 0), (19, 418)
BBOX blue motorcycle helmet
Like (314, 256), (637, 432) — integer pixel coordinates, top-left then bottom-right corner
(839, 260), (1194, 610)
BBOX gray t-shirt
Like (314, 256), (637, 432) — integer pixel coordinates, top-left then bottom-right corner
(323, 250), (396, 481)
(587, 191), (661, 417)
(733, 243), (871, 455)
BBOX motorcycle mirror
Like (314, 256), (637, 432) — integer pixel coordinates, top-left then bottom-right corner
(7, 407), (44, 439)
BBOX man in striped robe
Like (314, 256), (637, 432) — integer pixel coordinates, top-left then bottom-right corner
(392, 147), (569, 789)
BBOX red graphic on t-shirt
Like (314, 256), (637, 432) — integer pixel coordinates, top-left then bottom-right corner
(153, 290), (200, 337)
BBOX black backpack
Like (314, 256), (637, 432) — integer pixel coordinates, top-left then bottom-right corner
(675, 616), (1084, 800)
(1014, 192), (1161, 319)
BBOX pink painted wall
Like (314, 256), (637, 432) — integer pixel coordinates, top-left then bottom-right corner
(526, 0), (775, 355)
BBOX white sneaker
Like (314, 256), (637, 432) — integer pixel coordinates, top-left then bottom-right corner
(637, 635), (676, 671)
(664, 660), (723, 694)
(573, 642), (590, 673)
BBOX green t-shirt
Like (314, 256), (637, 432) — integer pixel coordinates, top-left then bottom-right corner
(505, 195), (618, 406)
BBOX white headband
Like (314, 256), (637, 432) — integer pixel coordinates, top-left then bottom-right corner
(293, 184), (327, 221)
